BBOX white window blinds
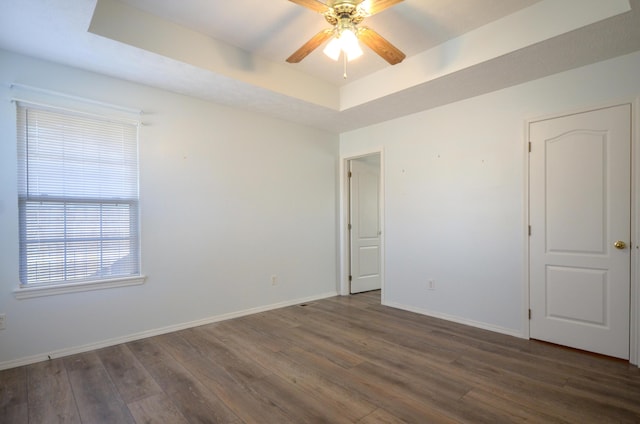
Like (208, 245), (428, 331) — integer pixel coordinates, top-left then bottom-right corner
(17, 103), (140, 285)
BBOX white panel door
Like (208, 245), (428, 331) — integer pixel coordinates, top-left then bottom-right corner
(529, 104), (631, 359)
(350, 157), (381, 294)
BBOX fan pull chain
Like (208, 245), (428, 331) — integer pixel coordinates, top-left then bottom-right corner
(343, 53), (348, 79)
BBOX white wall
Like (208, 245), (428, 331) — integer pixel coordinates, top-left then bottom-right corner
(0, 50), (339, 368)
(341, 51), (640, 337)
(3, 48), (640, 369)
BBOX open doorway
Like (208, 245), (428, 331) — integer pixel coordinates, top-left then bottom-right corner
(347, 153), (382, 295)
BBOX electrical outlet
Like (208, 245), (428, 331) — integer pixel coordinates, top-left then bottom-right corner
(0, 314), (6, 330)
(427, 280), (435, 290)
(271, 275), (278, 286)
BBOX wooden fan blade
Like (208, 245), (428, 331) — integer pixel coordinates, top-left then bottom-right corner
(286, 29), (333, 63)
(363, 0), (404, 16)
(288, 0), (329, 14)
(358, 27), (405, 65)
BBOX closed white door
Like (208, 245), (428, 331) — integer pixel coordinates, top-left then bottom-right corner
(529, 104), (631, 359)
(350, 156), (381, 294)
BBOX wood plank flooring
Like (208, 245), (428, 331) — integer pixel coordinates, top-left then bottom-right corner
(2, 291), (640, 423)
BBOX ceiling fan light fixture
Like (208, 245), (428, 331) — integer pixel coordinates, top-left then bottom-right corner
(323, 36), (342, 61)
(341, 28), (363, 60)
(322, 27), (363, 62)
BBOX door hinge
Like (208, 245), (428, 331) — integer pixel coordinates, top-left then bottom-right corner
(528, 142), (532, 152)
(528, 225), (532, 236)
(349, 275), (352, 282)
(348, 171), (352, 178)
(528, 309), (532, 320)
(348, 223), (352, 230)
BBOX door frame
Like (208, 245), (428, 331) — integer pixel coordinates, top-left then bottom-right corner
(523, 99), (640, 366)
(339, 148), (385, 300)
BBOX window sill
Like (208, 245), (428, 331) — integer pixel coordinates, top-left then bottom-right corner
(13, 276), (147, 299)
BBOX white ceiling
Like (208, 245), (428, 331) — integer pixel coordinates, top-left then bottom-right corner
(1, 0), (640, 133)
(117, 0), (542, 86)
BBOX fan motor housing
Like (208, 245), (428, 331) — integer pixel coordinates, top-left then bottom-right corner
(324, 1), (366, 26)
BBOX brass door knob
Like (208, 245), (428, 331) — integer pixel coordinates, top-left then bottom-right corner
(614, 240), (626, 249)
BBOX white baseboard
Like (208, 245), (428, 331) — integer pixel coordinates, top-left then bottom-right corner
(0, 291), (338, 371)
(383, 300), (525, 339)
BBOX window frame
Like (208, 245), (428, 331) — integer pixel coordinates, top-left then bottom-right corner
(12, 93), (146, 299)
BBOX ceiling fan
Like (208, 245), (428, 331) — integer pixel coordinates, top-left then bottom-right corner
(286, 0), (406, 66)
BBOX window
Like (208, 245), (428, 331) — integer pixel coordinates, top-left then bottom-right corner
(16, 103), (140, 288)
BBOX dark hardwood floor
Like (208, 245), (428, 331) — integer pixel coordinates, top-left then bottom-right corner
(2, 291), (640, 423)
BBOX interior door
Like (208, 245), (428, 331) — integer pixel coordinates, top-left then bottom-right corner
(529, 104), (631, 359)
(349, 155), (381, 294)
